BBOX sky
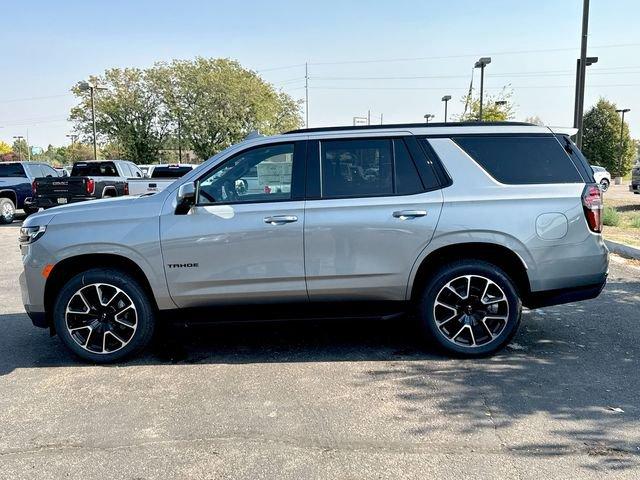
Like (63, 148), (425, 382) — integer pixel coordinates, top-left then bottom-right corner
(1, 0), (640, 149)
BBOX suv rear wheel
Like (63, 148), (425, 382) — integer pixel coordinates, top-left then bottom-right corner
(53, 268), (155, 363)
(417, 260), (522, 357)
(0, 198), (16, 224)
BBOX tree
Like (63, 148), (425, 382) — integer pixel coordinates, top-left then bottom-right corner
(70, 68), (172, 163)
(0, 141), (11, 155)
(457, 87), (515, 122)
(582, 98), (636, 177)
(152, 58), (303, 160)
(11, 138), (29, 160)
(524, 115), (544, 126)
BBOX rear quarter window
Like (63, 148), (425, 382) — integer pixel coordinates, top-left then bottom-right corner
(453, 135), (583, 184)
(0, 163), (26, 177)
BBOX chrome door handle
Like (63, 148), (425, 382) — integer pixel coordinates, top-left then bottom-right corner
(393, 210), (427, 219)
(264, 215), (298, 225)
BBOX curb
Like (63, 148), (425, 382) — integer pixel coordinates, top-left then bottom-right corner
(605, 239), (640, 260)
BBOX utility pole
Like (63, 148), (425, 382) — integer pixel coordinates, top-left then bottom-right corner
(576, 0), (590, 148)
(573, 57), (597, 129)
(474, 57), (491, 121)
(367, 109), (371, 125)
(305, 62), (309, 128)
(66, 134), (78, 145)
(380, 113), (384, 125)
(442, 95), (452, 123)
(615, 108), (630, 184)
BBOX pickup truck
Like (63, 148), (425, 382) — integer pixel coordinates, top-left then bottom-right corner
(27, 160), (143, 210)
(0, 161), (60, 224)
(127, 164), (195, 196)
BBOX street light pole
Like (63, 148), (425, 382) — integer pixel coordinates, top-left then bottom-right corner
(573, 56), (597, 130)
(177, 118), (182, 163)
(441, 95), (451, 123)
(424, 114), (435, 124)
(615, 108), (630, 184)
(78, 81), (106, 160)
(576, 0), (590, 148)
(474, 57), (492, 121)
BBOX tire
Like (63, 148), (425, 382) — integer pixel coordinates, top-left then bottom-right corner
(417, 260), (522, 357)
(0, 198), (16, 224)
(53, 268), (156, 363)
(600, 179), (610, 192)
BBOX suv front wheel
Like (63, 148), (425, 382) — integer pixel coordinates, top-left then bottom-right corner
(417, 260), (522, 357)
(53, 268), (156, 363)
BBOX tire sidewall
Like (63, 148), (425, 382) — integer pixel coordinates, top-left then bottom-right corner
(600, 179), (610, 191)
(418, 260), (522, 357)
(0, 198), (15, 224)
(53, 269), (155, 363)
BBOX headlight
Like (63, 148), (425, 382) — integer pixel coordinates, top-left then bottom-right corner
(18, 226), (46, 245)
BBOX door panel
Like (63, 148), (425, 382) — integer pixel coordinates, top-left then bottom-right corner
(304, 191), (443, 301)
(161, 201), (306, 308)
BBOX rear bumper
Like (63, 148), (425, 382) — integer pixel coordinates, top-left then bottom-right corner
(524, 273), (607, 309)
(28, 196), (96, 209)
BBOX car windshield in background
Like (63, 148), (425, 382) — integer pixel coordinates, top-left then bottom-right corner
(71, 162), (118, 176)
(0, 163), (27, 177)
(151, 166), (193, 178)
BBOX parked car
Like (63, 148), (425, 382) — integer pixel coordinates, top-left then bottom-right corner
(631, 161), (640, 194)
(590, 165), (611, 191)
(26, 160), (143, 210)
(19, 121), (608, 362)
(127, 164), (195, 196)
(0, 161), (60, 224)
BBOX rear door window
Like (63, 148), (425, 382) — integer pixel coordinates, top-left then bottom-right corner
(71, 162), (119, 176)
(452, 135), (583, 184)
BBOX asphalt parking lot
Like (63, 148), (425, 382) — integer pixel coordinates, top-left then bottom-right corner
(0, 217), (639, 479)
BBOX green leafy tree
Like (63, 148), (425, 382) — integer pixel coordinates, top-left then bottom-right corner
(582, 98), (636, 177)
(11, 138), (29, 160)
(70, 68), (171, 163)
(0, 141), (11, 155)
(152, 58), (303, 159)
(457, 87), (515, 122)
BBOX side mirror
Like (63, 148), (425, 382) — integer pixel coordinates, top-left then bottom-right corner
(176, 182), (196, 215)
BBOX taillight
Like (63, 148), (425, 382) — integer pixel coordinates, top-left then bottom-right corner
(124, 182), (129, 195)
(582, 183), (603, 233)
(31, 180), (37, 195)
(86, 178), (95, 195)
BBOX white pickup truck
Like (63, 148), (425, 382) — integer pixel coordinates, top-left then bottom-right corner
(127, 164), (196, 196)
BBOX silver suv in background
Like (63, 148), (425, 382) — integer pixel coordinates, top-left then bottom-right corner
(18, 122), (608, 362)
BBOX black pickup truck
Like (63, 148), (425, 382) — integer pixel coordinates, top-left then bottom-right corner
(27, 160), (143, 209)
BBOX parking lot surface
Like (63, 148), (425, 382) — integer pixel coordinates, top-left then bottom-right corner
(1, 218), (639, 479)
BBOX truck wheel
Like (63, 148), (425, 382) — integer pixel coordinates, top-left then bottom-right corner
(53, 268), (156, 363)
(417, 260), (522, 357)
(0, 198), (16, 224)
(600, 179), (610, 192)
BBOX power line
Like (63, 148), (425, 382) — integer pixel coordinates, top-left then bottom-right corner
(308, 83), (640, 91)
(0, 93), (72, 104)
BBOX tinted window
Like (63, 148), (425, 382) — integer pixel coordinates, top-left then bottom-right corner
(394, 139), (424, 195)
(198, 144), (294, 205)
(152, 166), (193, 178)
(40, 165), (58, 177)
(453, 136), (582, 184)
(71, 162), (118, 176)
(321, 139), (393, 197)
(0, 163), (27, 177)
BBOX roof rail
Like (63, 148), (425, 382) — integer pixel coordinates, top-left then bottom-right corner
(284, 121), (534, 134)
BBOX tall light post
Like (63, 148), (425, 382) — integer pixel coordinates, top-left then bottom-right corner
(424, 114), (435, 124)
(474, 57), (491, 121)
(441, 95), (452, 123)
(66, 134), (78, 145)
(573, 56), (598, 133)
(12, 135), (25, 161)
(615, 108), (630, 184)
(78, 81), (107, 160)
(575, 0), (591, 148)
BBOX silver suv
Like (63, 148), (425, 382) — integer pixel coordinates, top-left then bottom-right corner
(19, 122), (608, 362)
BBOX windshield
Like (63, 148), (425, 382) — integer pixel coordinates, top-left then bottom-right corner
(71, 162), (118, 176)
(0, 163), (26, 178)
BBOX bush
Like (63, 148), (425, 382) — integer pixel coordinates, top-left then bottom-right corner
(602, 206), (620, 227)
(630, 215), (640, 229)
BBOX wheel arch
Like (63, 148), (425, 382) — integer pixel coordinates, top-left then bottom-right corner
(44, 253), (158, 330)
(0, 189), (18, 205)
(408, 242), (531, 305)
